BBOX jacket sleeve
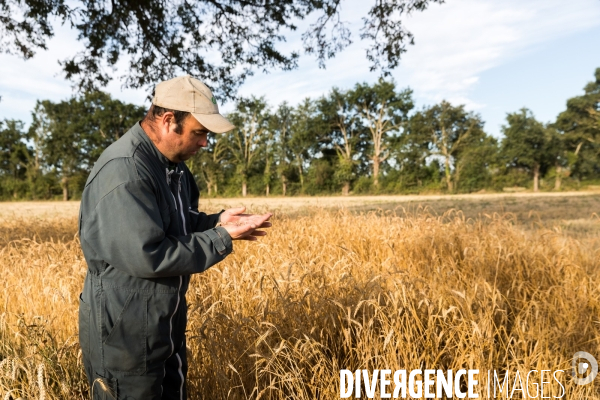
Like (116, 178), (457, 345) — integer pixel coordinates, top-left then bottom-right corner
(185, 167), (224, 231)
(80, 178), (232, 278)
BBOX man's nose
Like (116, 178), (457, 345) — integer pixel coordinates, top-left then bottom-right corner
(199, 137), (207, 147)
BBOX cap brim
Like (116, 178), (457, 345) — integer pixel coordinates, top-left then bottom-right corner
(191, 112), (235, 133)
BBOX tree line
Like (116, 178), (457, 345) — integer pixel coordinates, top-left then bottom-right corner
(1, 68), (598, 200)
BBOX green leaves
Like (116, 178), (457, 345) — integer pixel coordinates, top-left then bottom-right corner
(0, 119), (30, 179)
(554, 68), (600, 180)
(27, 91), (145, 199)
(1, 0), (442, 97)
(405, 101), (488, 192)
(1, 67), (598, 199)
(500, 108), (560, 191)
(501, 108), (547, 170)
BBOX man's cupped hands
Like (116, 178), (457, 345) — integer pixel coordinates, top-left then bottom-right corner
(218, 206), (273, 241)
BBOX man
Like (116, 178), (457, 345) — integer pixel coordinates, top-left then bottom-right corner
(78, 75), (272, 399)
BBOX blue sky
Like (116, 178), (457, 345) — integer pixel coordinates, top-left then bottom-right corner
(1, 0), (599, 138)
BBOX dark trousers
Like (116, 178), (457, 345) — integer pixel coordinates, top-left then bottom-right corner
(82, 343), (188, 400)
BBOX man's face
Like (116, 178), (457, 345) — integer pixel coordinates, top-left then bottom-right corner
(164, 114), (209, 163)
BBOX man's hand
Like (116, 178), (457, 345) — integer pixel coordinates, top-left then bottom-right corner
(218, 207), (273, 241)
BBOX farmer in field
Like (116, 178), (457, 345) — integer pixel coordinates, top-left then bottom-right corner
(77, 75), (272, 399)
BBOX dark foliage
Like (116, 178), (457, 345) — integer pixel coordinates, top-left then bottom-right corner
(1, 0), (443, 98)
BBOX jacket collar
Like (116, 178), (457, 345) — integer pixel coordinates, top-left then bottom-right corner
(132, 121), (175, 169)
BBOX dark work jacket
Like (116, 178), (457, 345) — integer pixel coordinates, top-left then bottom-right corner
(78, 122), (232, 375)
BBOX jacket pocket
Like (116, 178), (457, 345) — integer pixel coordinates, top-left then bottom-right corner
(78, 293), (91, 357)
(102, 289), (147, 375)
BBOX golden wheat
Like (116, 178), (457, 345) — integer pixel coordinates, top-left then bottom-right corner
(0, 207), (599, 399)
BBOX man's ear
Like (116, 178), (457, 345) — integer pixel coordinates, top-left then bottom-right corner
(160, 112), (176, 133)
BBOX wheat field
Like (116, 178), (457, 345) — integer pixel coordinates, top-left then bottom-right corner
(0, 198), (599, 399)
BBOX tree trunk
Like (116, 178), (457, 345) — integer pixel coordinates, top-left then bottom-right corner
(444, 156), (453, 192)
(28, 170), (38, 200)
(62, 176), (69, 201)
(296, 159), (304, 192)
(533, 164), (540, 192)
(282, 179), (287, 196)
(372, 157), (380, 187)
(205, 177), (213, 196)
(342, 181), (350, 196)
(242, 181), (247, 197)
(454, 163), (462, 193)
(555, 164), (562, 191)
(266, 184), (270, 197)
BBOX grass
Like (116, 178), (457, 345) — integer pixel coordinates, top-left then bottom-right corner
(0, 196), (599, 399)
(350, 194), (600, 239)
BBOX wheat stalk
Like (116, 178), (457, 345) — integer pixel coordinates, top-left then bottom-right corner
(0, 206), (598, 398)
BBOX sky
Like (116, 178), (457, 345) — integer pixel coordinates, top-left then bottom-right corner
(0, 0), (599, 138)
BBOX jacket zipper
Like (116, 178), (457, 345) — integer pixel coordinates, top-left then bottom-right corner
(164, 167), (186, 397)
(174, 173), (186, 399)
(176, 173), (187, 235)
(166, 167), (188, 236)
(169, 276), (182, 355)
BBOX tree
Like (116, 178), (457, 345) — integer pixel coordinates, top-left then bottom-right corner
(263, 125), (275, 196)
(318, 88), (365, 195)
(541, 126), (568, 191)
(288, 98), (321, 193)
(0, 119), (31, 198)
(501, 108), (549, 192)
(349, 80), (413, 187)
(0, 119), (29, 177)
(25, 106), (66, 200)
(390, 111), (435, 190)
(225, 96), (270, 197)
(33, 91), (145, 200)
(270, 102), (294, 196)
(454, 135), (498, 193)
(1, 0), (443, 96)
(187, 134), (229, 196)
(27, 103), (51, 198)
(554, 67), (600, 181)
(409, 101), (487, 192)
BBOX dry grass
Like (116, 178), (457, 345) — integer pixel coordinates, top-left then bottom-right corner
(1, 190), (599, 219)
(0, 204), (599, 399)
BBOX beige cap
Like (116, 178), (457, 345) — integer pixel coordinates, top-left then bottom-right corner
(152, 75), (235, 133)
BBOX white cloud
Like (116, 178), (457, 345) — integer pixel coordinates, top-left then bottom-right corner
(0, 23), (148, 125)
(399, 0), (600, 108)
(233, 0), (600, 113)
(0, 28), (76, 123)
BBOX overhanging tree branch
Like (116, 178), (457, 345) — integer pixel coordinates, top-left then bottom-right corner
(1, 0), (444, 97)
